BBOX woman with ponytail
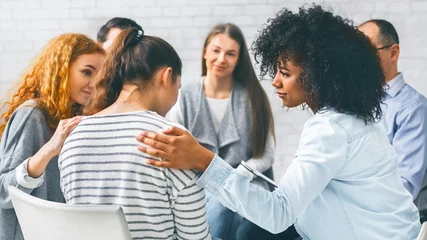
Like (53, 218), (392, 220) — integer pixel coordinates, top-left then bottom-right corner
(59, 28), (211, 240)
(0, 33), (104, 240)
(166, 23), (278, 240)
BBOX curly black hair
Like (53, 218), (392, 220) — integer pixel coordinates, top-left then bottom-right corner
(253, 4), (385, 123)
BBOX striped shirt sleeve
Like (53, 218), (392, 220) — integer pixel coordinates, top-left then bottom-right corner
(164, 168), (211, 239)
(172, 178), (211, 240)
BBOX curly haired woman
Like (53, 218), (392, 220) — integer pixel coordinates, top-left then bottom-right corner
(0, 33), (104, 240)
(135, 4), (421, 239)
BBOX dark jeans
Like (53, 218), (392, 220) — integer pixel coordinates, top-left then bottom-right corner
(236, 219), (300, 240)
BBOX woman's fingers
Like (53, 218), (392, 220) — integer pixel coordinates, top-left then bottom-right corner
(146, 159), (174, 168)
(137, 135), (170, 153)
(138, 145), (169, 159)
(137, 131), (173, 145)
(63, 116), (82, 135)
(161, 126), (187, 136)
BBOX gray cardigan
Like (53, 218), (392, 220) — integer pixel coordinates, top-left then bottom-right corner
(179, 81), (274, 189)
(0, 100), (63, 240)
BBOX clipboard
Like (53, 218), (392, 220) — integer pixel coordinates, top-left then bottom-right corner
(240, 161), (278, 188)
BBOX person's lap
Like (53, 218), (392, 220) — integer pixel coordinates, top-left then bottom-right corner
(206, 192), (242, 240)
(236, 219), (300, 240)
(206, 191), (300, 240)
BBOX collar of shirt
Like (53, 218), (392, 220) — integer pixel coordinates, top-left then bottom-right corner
(385, 73), (406, 98)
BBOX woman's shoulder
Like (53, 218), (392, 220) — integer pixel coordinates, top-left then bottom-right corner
(3, 100), (50, 139)
(12, 100), (47, 123)
(311, 109), (377, 138)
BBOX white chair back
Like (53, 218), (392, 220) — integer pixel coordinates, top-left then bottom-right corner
(9, 186), (132, 240)
(417, 222), (427, 240)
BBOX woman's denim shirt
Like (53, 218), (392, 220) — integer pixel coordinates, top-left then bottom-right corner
(198, 109), (421, 240)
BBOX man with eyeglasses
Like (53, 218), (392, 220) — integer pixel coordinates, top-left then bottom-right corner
(359, 19), (427, 221)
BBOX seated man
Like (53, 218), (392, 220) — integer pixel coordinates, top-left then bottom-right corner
(359, 19), (427, 216)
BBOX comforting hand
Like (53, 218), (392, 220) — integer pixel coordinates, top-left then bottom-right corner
(28, 116), (83, 178)
(136, 126), (215, 171)
(44, 116), (83, 157)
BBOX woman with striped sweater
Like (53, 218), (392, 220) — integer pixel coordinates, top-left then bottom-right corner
(59, 28), (211, 240)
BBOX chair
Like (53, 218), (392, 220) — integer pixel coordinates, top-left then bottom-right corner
(8, 186), (131, 240)
(418, 222), (427, 240)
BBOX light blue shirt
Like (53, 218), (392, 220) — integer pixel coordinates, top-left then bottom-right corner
(198, 109), (420, 240)
(379, 73), (427, 199)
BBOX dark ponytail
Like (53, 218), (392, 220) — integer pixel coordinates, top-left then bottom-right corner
(86, 28), (182, 114)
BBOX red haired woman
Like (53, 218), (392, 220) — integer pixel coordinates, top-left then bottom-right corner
(0, 33), (104, 240)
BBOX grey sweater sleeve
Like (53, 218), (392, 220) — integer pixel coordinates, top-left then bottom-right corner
(0, 104), (51, 209)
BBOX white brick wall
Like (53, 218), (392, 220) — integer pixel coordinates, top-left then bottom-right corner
(1, 0), (426, 181)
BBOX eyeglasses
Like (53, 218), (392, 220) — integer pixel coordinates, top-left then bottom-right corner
(376, 43), (395, 51)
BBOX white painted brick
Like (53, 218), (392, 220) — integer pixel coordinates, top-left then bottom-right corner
(155, 0), (189, 7)
(16, 21), (31, 30)
(96, 0), (155, 8)
(185, 0), (215, 6)
(147, 17), (181, 28)
(0, 1), (26, 10)
(24, 30), (63, 41)
(0, 9), (13, 20)
(212, 6), (241, 16)
(26, 0), (42, 9)
(146, 28), (169, 39)
(180, 6), (212, 16)
(60, 20), (91, 31)
(208, 0), (248, 4)
(374, 2), (388, 12)
(197, 27), (212, 38)
(162, 7), (181, 17)
(0, 20), (16, 30)
(69, 9), (85, 18)
(179, 49), (201, 60)
(411, 1), (427, 12)
(340, 2), (375, 13)
(13, 9), (70, 20)
(0, 31), (25, 42)
(194, 17), (220, 27)
(226, 16), (256, 26)
(30, 20), (60, 30)
(4, 42), (33, 52)
(184, 38), (204, 49)
(84, 8), (130, 19)
(42, 0), (70, 9)
(387, 2), (412, 12)
(244, 5), (277, 15)
(132, 7), (163, 18)
(407, 13), (427, 24)
(70, 0), (96, 9)
(181, 27), (199, 39)
(0, 81), (14, 99)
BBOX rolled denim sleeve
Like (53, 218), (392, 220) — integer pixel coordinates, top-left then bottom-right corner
(197, 115), (348, 234)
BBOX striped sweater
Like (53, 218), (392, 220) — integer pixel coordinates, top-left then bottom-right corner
(59, 111), (211, 240)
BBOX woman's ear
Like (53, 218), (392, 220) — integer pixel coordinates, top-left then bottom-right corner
(159, 67), (173, 88)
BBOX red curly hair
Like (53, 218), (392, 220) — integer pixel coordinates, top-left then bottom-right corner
(0, 33), (104, 135)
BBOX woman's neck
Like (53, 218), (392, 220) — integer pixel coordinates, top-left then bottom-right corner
(96, 85), (157, 115)
(203, 73), (233, 99)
